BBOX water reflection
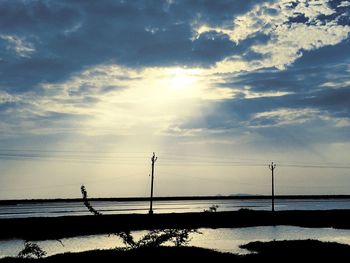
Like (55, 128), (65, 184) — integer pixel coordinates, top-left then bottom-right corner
(1, 226), (350, 258)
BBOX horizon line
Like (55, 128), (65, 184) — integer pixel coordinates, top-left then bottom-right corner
(1, 194), (350, 204)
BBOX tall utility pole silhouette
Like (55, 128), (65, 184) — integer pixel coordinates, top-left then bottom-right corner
(149, 152), (158, 214)
(269, 162), (276, 212)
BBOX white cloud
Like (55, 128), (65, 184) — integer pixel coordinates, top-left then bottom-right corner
(0, 35), (35, 57)
(250, 108), (321, 127)
(335, 118), (350, 127)
(252, 23), (350, 69)
(338, 1), (350, 7)
(0, 91), (20, 103)
(197, 0), (350, 72)
(64, 22), (83, 36)
(242, 86), (293, 98)
(249, 107), (350, 129)
(320, 80), (350, 89)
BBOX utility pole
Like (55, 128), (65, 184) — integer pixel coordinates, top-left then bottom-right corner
(149, 152), (157, 214)
(269, 162), (276, 212)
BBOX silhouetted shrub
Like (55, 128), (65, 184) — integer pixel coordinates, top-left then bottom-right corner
(81, 185), (200, 249)
(126, 228), (199, 249)
(81, 185), (101, 216)
(17, 241), (46, 259)
(204, 204), (219, 212)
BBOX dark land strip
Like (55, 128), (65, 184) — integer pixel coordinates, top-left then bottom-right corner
(2, 209), (350, 240)
(1, 195), (350, 205)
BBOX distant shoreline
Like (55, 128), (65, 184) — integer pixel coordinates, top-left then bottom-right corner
(1, 195), (350, 205)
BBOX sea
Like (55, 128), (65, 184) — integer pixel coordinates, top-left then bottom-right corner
(1, 198), (350, 219)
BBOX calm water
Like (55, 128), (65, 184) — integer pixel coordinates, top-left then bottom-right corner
(1, 226), (350, 258)
(1, 198), (350, 219)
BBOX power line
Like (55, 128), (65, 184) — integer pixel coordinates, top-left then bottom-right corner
(1, 154), (350, 169)
(279, 164), (350, 169)
(0, 150), (350, 169)
(2, 148), (349, 166)
(158, 171), (270, 186)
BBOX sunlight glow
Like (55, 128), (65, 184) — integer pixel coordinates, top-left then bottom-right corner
(68, 66), (211, 138)
(161, 68), (199, 90)
(36, 64), (235, 152)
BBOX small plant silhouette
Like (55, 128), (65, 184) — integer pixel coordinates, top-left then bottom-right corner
(81, 185), (101, 216)
(204, 204), (219, 212)
(81, 185), (199, 249)
(17, 241), (46, 259)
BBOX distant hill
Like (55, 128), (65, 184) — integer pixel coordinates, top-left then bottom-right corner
(229, 193), (262, 197)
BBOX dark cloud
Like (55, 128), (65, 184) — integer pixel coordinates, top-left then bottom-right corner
(179, 34), (350, 146)
(180, 85), (350, 146)
(1, 0), (347, 94)
(287, 13), (309, 24)
(231, 33), (271, 61)
(191, 31), (237, 63)
(0, 0), (80, 33)
(304, 87), (350, 113)
(219, 63), (349, 98)
(0, 0), (269, 93)
(294, 39), (350, 68)
(197, 75), (350, 130)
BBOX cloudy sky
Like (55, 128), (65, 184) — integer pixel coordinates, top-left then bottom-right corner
(0, 0), (350, 199)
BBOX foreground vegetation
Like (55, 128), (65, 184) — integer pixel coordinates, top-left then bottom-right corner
(1, 240), (350, 262)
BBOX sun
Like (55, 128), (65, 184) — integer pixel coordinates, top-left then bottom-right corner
(162, 67), (199, 90)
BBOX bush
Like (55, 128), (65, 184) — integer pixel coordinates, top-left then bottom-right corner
(17, 241), (46, 259)
(81, 185), (200, 249)
(204, 205), (219, 212)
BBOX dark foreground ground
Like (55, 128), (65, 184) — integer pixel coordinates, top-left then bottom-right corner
(2, 209), (350, 240)
(1, 240), (350, 262)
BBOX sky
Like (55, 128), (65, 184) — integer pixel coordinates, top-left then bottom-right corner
(0, 0), (350, 199)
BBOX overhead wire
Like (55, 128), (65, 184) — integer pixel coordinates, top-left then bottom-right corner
(0, 149), (349, 169)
